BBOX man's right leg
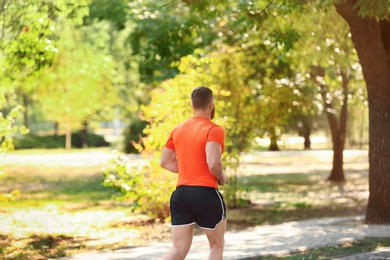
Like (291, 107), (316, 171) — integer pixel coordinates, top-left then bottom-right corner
(161, 224), (194, 260)
(203, 219), (226, 260)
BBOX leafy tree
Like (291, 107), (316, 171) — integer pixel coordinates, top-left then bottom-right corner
(0, 0), (89, 128)
(102, 75), (193, 220)
(83, 0), (154, 152)
(103, 42), (303, 212)
(284, 70), (322, 150)
(0, 0), (88, 198)
(36, 23), (116, 149)
(162, 0), (390, 224)
(127, 0), (219, 85)
(85, 0), (129, 30)
(290, 3), (365, 182)
(333, 0), (390, 223)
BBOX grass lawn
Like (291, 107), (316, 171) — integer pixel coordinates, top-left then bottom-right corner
(0, 148), (381, 259)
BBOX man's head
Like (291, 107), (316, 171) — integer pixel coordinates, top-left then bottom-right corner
(191, 86), (215, 119)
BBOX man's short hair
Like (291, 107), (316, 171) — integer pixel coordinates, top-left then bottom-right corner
(191, 86), (213, 110)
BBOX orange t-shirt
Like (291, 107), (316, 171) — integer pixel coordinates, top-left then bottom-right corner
(165, 117), (225, 188)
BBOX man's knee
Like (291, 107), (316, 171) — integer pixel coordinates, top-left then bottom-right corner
(174, 247), (188, 260)
(205, 230), (225, 249)
(209, 237), (224, 249)
(162, 247), (187, 260)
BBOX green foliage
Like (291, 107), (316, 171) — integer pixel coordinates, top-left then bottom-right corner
(0, 93), (28, 201)
(36, 23), (117, 148)
(0, 189), (21, 202)
(103, 37), (305, 212)
(142, 45), (270, 209)
(0, 0), (90, 120)
(13, 133), (110, 149)
(0, 0), (96, 154)
(0, 0), (89, 80)
(85, 0), (129, 30)
(223, 176), (252, 208)
(127, 0), (218, 84)
(177, 47), (264, 156)
(0, 106), (26, 152)
(102, 152), (175, 220)
(354, 0), (389, 19)
(101, 71), (194, 219)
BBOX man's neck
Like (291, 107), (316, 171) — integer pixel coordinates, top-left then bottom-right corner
(194, 111), (211, 119)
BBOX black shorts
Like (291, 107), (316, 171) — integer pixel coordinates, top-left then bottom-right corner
(170, 186), (226, 230)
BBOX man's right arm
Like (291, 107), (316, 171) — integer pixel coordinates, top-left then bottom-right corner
(206, 142), (228, 185)
(160, 147), (178, 173)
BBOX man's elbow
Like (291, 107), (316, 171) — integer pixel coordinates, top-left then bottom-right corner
(160, 160), (168, 170)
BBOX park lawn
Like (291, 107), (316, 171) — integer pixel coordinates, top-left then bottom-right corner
(0, 155), (170, 259)
(0, 149), (370, 259)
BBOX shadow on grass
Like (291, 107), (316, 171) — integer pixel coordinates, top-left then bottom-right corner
(26, 173), (114, 202)
(0, 233), (91, 259)
(238, 168), (369, 193)
(226, 168), (368, 233)
(226, 203), (367, 233)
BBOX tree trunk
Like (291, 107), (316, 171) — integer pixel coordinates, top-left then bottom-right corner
(65, 124), (72, 149)
(22, 94), (28, 128)
(335, 0), (390, 224)
(311, 66), (348, 182)
(53, 121), (59, 136)
(300, 116), (312, 150)
(328, 71), (348, 182)
(303, 130), (311, 150)
(80, 120), (88, 148)
(358, 106), (366, 150)
(268, 127), (280, 151)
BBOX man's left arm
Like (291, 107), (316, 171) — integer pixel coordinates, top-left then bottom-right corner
(206, 142), (228, 185)
(160, 147), (178, 173)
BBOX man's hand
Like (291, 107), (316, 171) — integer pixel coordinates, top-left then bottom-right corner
(218, 173), (228, 186)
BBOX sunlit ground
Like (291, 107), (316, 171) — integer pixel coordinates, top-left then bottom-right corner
(0, 146), (369, 258)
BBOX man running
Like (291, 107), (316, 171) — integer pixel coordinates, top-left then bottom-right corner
(160, 86), (228, 260)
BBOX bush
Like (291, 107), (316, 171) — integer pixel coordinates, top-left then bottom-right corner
(102, 152), (175, 221)
(13, 133), (110, 149)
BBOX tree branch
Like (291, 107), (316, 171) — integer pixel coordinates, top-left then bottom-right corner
(247, 0), (275, 18)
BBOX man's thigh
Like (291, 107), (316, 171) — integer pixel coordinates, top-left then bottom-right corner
(203, 219), (226, 247)
(171, 224), (195, 254)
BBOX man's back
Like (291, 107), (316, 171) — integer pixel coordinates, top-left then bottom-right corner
(167, 116), (224, 188)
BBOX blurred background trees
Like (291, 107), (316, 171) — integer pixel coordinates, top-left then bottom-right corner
(4, 0), (389, 222)
(0, 0), (369, 152)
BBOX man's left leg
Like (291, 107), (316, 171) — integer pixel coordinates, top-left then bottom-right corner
(203, 219), (226, 260)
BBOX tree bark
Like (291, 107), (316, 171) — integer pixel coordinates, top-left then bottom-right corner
(65, 124), (72, 149)
(335, 0), (390, 224)
(22, 94), (29, 128)
(300, 116), (312, 150)
(53, 121), (59, 136)
(303, 131), (311, 149)
(328, 71), (348, 182)
(80, 120), (89, 148)
(268, 126), (280, 151)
